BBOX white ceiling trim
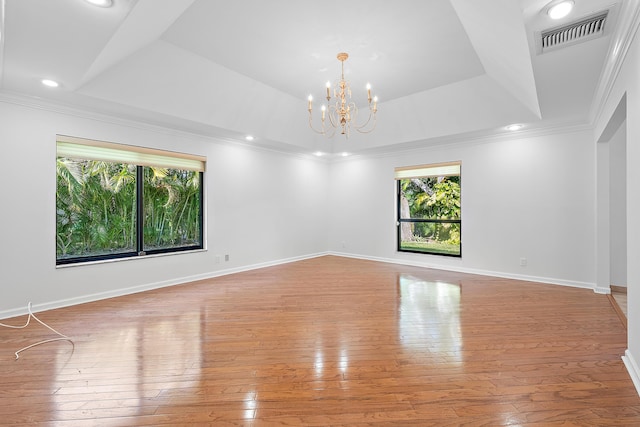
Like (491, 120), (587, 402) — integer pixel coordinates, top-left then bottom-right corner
(353, 75), (543, 151)
(590, 0), (640, 127)
(347, 120), (594, 161)
(0, 90), (593, 165)
(0, 91), (328, 163)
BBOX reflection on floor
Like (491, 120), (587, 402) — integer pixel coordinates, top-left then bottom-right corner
(0, 256), (634, 425)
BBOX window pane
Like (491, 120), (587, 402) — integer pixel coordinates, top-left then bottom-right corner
(56, 158), (137, 260)
(399, 222), (461, 256)
(143, 167), (202, 251)
(399, 176), (460, 220)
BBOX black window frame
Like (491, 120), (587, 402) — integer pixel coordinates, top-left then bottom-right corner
(396, 163), (461, 258)
(56, 137), (205, 266)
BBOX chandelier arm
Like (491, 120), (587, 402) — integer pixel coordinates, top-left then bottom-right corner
(356, 114), (377, 134)
(347, 102), (358, 124)
(348, 104), (368, 130)
(309, 113), (341, 137)
(327, 105), (339, 128)
(308, 113), (327, 135)
(348, 102), (378, 133)
(354, 109), (373, 130)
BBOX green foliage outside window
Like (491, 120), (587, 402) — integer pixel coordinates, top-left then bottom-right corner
(399, 175), (461, 256)
(143, 167), (201, 251)
(56, 157), (201, 263)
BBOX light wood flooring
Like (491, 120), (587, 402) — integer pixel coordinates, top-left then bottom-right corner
(0, 256), (637, 426)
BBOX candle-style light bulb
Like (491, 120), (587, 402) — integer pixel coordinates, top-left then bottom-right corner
(366, 83), (372, 103)
(326, 81), (331, 100)
(308, 95), (313, 111)
(321, 104), (326, 121)
(373, 96), (378, 113)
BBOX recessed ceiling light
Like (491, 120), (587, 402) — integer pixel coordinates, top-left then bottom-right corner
(85, 0), (113, 7)
(547, 0), (574, 20)
(314, 151), (324, 157)
(41, 79), (60, 88)
(341, 152), (350, 157)
(245, 135), (255, 141)
(506, 124), (523, 131)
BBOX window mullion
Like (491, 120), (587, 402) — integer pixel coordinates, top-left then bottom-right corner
(136, 166), (145, 255)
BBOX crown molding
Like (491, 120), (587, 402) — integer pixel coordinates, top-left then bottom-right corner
(0, 89), (596, 165)
(590, 0), (640, 126)
(0, 91), (328, 163)
(335, 120), (594, 162)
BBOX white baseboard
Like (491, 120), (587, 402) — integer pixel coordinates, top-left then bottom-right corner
(329, 251), (597, 291)
(0, 252), (328, 320)
(0, 250), (597, 320)
(623, 350), (640, 397)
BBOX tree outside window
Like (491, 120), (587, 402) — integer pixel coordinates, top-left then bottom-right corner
(396, 162), (461, 257)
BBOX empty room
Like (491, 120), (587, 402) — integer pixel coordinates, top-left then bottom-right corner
(0, 0), (638, 425)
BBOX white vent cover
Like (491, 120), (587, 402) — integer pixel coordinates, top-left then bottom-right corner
(538, 11), (609, 53)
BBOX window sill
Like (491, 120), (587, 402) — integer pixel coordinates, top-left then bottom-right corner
(55, 248), (207, 269)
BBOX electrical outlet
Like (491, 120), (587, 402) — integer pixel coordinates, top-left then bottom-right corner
(215, 255), (221, 264)
(519, 257), (527, 267)
(225, 254), (230, 262)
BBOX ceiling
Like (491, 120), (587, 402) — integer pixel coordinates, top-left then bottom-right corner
(0, 0), (622, 156)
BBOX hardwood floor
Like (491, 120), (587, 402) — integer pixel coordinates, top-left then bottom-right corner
(0, 256), (637, 426)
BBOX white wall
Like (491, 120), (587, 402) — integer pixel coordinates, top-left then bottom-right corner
(328, 129), (596, 288)
(592, 0), (639, 391)
(610, 121), (627, 287)
(596, 139), (611, 290)
(0, 100), (330, 317)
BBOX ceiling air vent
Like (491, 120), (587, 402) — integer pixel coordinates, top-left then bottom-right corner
(539, 11), (608, 53)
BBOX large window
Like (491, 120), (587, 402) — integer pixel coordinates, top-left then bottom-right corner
(396, 162), (461, 257)
(56, 136), (205, 265)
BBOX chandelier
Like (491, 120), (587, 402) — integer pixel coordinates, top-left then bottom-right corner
(307, 52), (378, 138)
